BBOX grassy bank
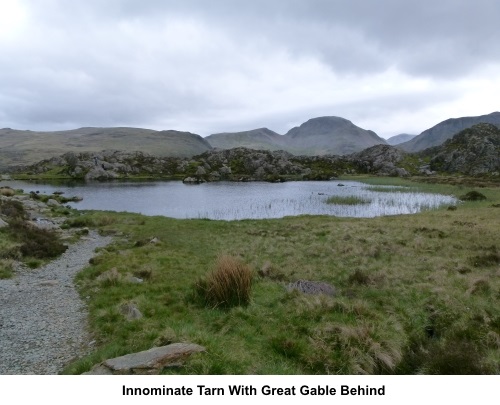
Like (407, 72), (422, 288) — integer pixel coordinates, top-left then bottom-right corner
(58, 177), (500, 375)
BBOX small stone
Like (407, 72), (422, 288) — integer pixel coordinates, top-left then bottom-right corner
(126, 275), (144, 284)
(287, 279), (336, 296)
(120, 303), (143, 320)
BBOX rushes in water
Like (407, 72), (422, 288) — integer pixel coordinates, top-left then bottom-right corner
(325, 196), (371, 205)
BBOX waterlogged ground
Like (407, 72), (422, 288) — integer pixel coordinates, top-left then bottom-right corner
(3, 180), (457, 220)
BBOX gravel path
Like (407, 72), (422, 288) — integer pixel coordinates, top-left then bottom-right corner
(0, 231), (112, 374)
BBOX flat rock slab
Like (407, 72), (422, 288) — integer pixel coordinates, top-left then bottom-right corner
(85, 343), (205, 375)
(287, 279), (336, 296)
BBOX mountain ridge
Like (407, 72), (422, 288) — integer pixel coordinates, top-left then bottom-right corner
(386, 133), (416, 146)
(398, 112), (500, 152)
(207, 116), (387, 156)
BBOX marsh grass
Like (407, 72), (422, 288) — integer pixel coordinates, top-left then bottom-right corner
(365, 186), (419, 193)
(325, 195), (371, 205)
(62, 178), (500, 375)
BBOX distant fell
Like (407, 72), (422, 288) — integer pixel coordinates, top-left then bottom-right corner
(386, 133), (416, 146)
(284, 116), (387, 155)
(0, 127), (211, 167)
(398, 112), (500, 152)
(207, 116), (387, 156)
(205, 128), (286, 151)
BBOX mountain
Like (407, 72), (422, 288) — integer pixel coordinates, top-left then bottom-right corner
(398, 112), (500, 152)
(205, 128), (286, 151)
(284, 116), (387, 155)
(208, 117), (386, 156)
(0, 127), (212, 168)
(386, 133), (416, 146)
(428, 123), (500, 176)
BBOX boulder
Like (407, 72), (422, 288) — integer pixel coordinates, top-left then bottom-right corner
(83, 343), (206, 375)
(183, 177), (205, 184)
(195, 165), (206, 175)
(46, 199), (60, 207)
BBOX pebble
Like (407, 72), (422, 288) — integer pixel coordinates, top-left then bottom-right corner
(0, 230), (112, 374)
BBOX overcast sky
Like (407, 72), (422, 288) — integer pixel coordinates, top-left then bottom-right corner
(1, 0), (499, 138)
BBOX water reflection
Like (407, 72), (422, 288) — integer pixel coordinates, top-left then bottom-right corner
(3, 180), (457, 220)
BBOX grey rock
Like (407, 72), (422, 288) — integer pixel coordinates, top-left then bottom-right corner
(125, 275), (143, 284)
(195, 165), (206, 175)
(183, 176), (205, 184)
(46, 199), (60, 207)
(120, 303), (143, 320)
(0, 218), (8, 228)
(85, 343), (206, 375)
(287, 279), (336, 296)
(85, 168), (119, 181)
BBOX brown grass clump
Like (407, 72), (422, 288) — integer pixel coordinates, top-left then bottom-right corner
(196, 255), (253, 308)
(348, 269), (372, 285)
(0, 199), (26, 219)
(96, 267), (121, 286)
(0, 187), (15, 197)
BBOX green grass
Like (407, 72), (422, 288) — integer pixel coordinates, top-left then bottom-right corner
(0, 259), (14, 279)
(325, 195), (371, 205)
(60, 178), (500, 375)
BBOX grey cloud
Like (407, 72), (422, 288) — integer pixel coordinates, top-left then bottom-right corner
(23, 0), (500, 78)
(1, 0), (499, 135)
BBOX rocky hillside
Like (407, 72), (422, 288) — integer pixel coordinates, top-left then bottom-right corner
(386, 133), (416, 145)
(428, 123), (500, 176)
(13, 143), (411, 182)
(0, 127), (212, 168)
(398, 111), (500, 152)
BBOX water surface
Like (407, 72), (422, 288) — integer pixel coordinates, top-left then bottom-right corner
(3, 180), (457, 220)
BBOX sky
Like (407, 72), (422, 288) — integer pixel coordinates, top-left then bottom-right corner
(1, 0), (499, 139)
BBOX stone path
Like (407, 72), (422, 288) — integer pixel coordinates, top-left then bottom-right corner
(0, 231), (112, 374)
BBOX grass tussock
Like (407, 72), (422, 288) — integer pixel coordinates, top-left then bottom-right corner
(460, 190), (487, 201)
(0, 187), (15, 197)
(0, 199), (27, 220)
(0, 259), (14, 279)
(195, 255), (253, 309)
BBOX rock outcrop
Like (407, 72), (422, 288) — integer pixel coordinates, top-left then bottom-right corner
(398, 111), (500, 152)
(428, 123), (500, 176)
(83, 343), (206, 375)
(347, 144), (409, 177)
